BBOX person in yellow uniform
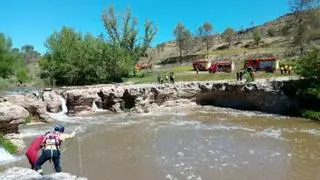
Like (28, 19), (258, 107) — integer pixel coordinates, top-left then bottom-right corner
(288, 65), (293, 75)
(35, 125), (78, 175)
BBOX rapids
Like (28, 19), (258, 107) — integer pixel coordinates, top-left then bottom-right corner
(1, 104), (320, 180)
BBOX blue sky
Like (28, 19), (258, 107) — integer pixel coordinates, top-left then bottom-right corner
(1, 0), (289, 53)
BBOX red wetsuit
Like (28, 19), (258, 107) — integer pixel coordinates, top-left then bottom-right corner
(25, 135), (44, 169)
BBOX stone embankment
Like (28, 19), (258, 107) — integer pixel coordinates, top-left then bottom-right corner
(59, 77), (299, 115)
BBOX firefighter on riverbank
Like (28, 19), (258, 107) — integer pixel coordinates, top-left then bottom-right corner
(169, 72), (175, 83)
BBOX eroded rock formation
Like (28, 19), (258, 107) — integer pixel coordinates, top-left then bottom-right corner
(61, 79), (299, 115)
(0, 102), (29, 134)
(5, 94), (50, 121)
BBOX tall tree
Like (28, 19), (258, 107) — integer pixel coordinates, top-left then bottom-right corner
(174, 22), (192, 63)
(198, 22), (213, 56)
(289, 0), (320, 55)
(102, 6), (158, 62)
(222, 28), (235, 47)
(0, 33), (14, 78)
(253, 29), (262, 46)
(21, 44), (40, 64)
(40, 6), (158, 86)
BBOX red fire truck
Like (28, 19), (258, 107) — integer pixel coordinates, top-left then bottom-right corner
(193, 60), (212, 71)
(208, 61), (235, 73)
(244, 57), (278, 72)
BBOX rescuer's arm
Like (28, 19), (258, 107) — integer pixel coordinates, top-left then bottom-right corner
(59, 128), (79, 141)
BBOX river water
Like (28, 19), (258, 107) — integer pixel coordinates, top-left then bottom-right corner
(1, 104), (320, 180)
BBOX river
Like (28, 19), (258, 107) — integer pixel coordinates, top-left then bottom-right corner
(1, 104), (320, 180)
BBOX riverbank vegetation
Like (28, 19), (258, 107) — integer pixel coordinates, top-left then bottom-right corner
(39, 6), (157, 86)
(0, 34), (39, 90)
(0, 136), (18, 154)
(295, 48), (320, 120)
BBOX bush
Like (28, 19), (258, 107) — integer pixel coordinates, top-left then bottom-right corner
(267, 27), (276, 37)
(23, 116), (32, 125)
(295, 48), (320, 98)
(301, 109), (320, 120)
(0, 136), (18, 154)
(16, 68), (30, 84)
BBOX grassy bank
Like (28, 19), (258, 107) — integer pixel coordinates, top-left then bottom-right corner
(0, 136), (18, 154)
(124, 64), (295, 84)
(0, 78), (17, 91)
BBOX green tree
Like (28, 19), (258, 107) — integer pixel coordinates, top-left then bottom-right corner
(295, 48), (320, 98)
(16, 68), (30, 84)
(198, 22), (213, 56)
(0, 33), (14, 78)
(102, 6), (158, 61)
(21, 44), (40, 64)
(174, 22), (192, 63)
(222, 28), (235, 47)
(40, 6), (158, 85)
(253, 29), (262, 46)
(289, 0), (320, 55)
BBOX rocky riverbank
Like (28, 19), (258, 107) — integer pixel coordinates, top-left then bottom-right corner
(1, 77), (302, 134)
(58, 77), (300, 115)
(0, 167), (87, 180)
(0, 77), (304, 150)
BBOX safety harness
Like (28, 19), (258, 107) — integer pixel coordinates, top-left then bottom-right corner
(41, 131), (62, 159)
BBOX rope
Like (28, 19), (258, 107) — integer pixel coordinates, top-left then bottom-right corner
(77, 131), (83, 176)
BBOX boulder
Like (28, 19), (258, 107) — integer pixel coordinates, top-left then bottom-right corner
(43, 91), (62, 113)
(0, 102), (29, 134)
(0, 167), (87, 180)
(66, 93), (95, 115)
(6, 95), (49, 122)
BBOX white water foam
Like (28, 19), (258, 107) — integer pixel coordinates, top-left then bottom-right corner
(19, 128), (47, 138)
(0, 147), (19, 165)
(299, 129), (320, 136)
(255, 128), (283, 140)
(92, 101), (99, 112)
(170, 119), (202, 127)
(194, 124), (256, 133)
(60, 95), (68, 113)
(48, 95), (69, 121)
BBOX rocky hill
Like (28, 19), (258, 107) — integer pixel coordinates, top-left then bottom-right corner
(144, 11), (320, 65)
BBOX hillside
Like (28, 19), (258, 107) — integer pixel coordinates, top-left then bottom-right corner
(144, 11), (320, 65)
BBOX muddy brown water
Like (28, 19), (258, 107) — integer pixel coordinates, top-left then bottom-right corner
(1, 105), (320, 180)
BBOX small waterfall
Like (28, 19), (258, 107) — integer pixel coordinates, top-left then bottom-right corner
(58, 95), (68, 114)
(0, 147), (17, 164)
(49, 95), (69, 121)
(91, 100), (106, 112)
(92, 101), (98, 112)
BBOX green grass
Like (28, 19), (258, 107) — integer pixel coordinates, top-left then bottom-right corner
(0, 78), (17, 91)
(166, 65), (193, 73)
(0, 136), (18, 154)
(124, 64), (294, 84)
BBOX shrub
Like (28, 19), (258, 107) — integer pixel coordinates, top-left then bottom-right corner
(301, 109), (320, 120)
(23, 116), (32, 125)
